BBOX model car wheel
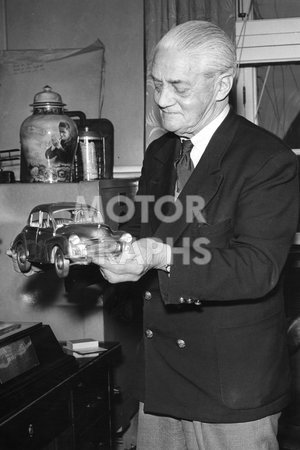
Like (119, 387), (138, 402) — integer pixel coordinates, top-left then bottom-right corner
(53, 247), (70, 278)
(16, 242), (32, 273)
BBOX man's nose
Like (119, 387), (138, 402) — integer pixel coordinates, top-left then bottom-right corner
(155, 86), (174, 108)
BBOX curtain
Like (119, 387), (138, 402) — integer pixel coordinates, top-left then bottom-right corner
(144, 0), (236, 147)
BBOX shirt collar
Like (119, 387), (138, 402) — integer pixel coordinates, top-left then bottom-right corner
(189, 104), (230, 167)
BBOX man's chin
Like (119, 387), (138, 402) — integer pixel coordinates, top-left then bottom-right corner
(161, 119), (182, 134)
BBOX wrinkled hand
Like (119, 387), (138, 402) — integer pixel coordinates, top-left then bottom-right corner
(87, 237), (171, 283)
(51, 137), (60, 148)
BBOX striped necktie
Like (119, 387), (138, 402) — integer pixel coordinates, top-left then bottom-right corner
(175, 139), (194, 193)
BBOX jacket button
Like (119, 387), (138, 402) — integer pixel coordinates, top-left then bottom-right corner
(194, 299), (202, 306)
(145, 329), (153, 339)
(176, 339), (186, 348)
(179, 297), (185, 304)
(144, 291), (152, 301)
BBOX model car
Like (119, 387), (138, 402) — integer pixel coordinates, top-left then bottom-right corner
(7, 202), (131, 278)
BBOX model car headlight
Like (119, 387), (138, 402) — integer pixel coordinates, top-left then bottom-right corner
(68, 234), (87, 258)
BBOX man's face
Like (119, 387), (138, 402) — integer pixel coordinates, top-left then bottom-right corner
(59, 127), (70, 141)
(151, 47), (220, 137)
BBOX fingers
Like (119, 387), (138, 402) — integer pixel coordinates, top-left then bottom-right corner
(100, 267), (141, 283)
(88, 237), (159, 283)
(119, 232), (133, 248)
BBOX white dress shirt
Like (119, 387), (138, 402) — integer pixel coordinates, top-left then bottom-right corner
(188, 104), (230, 168)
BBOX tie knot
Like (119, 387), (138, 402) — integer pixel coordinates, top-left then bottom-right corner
(175, 139), (194, 194)
(181, 139), (193, 155)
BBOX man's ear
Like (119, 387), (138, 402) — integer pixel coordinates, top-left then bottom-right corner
(216, 73), (234, 102)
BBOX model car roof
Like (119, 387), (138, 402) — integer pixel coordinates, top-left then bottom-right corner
(30, 202), (95, 212)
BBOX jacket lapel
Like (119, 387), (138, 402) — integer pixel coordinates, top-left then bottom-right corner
(154, 110), (239, 243)
(147, 134), (181, 233)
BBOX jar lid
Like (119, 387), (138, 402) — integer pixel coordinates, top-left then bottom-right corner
(79, 126), (100, 140)
(30, 85), (66, 107)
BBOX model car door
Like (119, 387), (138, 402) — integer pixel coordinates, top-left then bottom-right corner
(25, 210), (40, 258)
(36, 212), (54, 263)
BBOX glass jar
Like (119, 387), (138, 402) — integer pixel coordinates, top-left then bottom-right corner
(78, 127), (101, 181)
(20, 86), (78, 183)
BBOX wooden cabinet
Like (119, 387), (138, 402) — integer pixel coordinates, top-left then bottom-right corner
(0, 341), (121, 450)
(71, 362), (112, 448)
(1, 389), (71, 449)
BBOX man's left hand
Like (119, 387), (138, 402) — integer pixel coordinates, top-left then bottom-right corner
(87, 237), (171, 283)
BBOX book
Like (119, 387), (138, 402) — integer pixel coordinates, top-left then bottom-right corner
(66, 338), (99, 351)
(62, 345), (107, 358)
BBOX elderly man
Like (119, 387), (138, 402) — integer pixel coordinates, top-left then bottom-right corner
(89, 21), (299, 449)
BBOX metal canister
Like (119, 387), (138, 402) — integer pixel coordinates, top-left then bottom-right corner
(78, 127), (100, 181)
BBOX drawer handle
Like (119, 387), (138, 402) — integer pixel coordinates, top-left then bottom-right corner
(113, 386), (121, 396)
(28, 423), (34, 438)
(86, 397), (102, 408)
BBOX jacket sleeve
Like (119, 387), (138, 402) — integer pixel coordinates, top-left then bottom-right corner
(161, 150), (299, 303)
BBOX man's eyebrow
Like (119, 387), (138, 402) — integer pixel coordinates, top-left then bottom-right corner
(171, 80), (187, 85)
(150, 74), (161, 82)
(151, 75), (187, 85)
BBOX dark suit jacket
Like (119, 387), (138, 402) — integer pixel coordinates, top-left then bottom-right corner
(122, 110), (300, 423)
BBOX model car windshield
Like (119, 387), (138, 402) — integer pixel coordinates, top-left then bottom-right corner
(53, 207), (102, 227)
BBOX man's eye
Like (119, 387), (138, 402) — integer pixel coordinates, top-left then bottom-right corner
(154, 84), (162, 92)
(174, 86), (188, 95)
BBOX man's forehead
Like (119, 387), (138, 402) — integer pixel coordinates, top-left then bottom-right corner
(151, 47), (205, 79)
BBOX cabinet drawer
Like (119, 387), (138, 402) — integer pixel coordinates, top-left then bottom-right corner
(77, 415), (111, 449)
(72, 367), (109, 427)
(0, 389), (70, 449)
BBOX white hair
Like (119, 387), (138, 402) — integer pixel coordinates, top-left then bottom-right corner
(154, 20), (237, 78)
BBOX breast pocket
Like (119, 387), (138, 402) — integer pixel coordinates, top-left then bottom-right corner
(192, 218), (233, 248)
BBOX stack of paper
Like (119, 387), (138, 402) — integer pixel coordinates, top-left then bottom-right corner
(63, 338), (107, 358)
